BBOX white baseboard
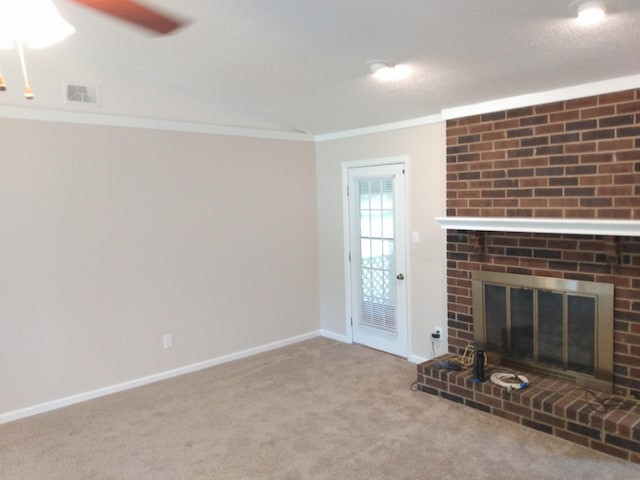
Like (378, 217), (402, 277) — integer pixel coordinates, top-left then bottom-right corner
(321, 330), (427, 364)
(0, 330), (322, 425)
(320, 329), (351, 344)
(409, 354), (428, 364)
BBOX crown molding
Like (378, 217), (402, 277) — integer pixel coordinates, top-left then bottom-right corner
(0, 106), (315, 142)
(314, 113), (443, 142)
(441, 75), (640, 120)
(316, 75), (640, 141)
(1, 75), (638, 142)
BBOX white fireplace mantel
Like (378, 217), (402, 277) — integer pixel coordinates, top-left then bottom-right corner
(435, 217), (640, 237)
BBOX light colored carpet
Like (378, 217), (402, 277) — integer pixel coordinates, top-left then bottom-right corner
(1, 337), (639, 479)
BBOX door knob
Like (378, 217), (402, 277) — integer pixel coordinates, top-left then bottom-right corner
(396, 273), (405, 280)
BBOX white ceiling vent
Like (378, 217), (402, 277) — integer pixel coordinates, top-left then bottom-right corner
(65, 84), (99, 105)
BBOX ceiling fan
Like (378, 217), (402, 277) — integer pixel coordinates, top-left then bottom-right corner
(0, 0), (186, 99)
(68, 0), (186, 35)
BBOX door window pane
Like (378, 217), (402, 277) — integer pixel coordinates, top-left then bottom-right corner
(358, 178), (397, 333)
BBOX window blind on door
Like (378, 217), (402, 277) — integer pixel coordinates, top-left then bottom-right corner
(359, 178), (397, 333)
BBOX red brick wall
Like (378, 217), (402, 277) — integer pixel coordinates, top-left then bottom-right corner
(445, 88), (640, 398)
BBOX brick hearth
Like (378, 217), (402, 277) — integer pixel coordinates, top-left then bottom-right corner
(417, 355), (640, 463)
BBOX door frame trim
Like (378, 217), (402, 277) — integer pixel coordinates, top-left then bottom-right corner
(341, 156), (411, 357)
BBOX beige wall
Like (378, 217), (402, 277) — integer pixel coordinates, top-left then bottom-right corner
(315, 122), (448, 361)
(0, 119), (319, 415)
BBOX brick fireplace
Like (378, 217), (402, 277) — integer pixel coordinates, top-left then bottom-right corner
(417, 88), (640, 462)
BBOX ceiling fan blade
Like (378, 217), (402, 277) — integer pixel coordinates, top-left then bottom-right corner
(69, 0), (185, 35)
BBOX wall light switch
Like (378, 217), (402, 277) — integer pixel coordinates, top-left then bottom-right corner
(163, 333), (173, 349)
(412, 231), (420, 243)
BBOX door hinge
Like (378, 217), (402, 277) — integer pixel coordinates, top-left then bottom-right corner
(350, 317), (353, 327)
(349, 252), (351, 262)
(347, 185), (350, 196)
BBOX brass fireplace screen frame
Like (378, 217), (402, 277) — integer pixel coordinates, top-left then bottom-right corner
(471, 271), (614, 394)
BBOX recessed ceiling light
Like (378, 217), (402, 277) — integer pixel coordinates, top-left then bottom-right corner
(369, 62), (412, 81)
(575, 1), (606, 26)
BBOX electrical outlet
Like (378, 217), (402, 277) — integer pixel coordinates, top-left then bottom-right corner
(431, 326), (443, 340)
(163, 333), (173, 349)
(435, 327), (442, 336)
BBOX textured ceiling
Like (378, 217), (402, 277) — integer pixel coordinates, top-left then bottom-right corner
(1, 0), (639, 136)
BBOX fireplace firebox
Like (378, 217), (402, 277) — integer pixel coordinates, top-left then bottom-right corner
(471, 271), (614, 394)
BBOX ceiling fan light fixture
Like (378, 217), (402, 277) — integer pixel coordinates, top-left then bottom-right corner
(0, 0), (75, 100)
(576, 1), (606, 26)
(0, 0), (75, 50)
(23, 84), (34, 100)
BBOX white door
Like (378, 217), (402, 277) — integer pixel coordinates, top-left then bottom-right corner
(347, 163), (408, 357)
